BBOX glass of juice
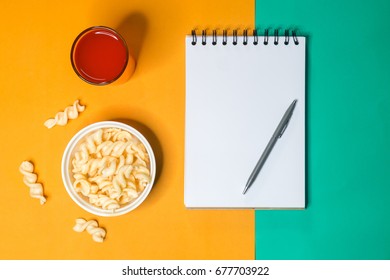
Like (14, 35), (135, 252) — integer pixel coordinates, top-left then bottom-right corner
(71, 26), (132, 85)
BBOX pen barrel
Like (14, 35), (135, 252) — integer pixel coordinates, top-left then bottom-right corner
(247, 135), (278, 183)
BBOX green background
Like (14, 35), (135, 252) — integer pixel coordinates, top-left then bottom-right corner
(255, 0), (390, 259)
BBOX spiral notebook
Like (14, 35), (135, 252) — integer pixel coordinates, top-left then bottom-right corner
(184, 29), (306, 209)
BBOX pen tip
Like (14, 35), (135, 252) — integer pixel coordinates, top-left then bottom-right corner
(242, 186), (248, 195)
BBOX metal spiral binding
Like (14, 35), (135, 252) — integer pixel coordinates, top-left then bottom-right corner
(292, 30), (299, 45)
(191, 30), (197, 45)
(264, 29), (269, 45)
(233, 30), (238, 45)
(190, 29), (300, 46)
(202, 30), (207, 45)
(212, 30), (217, 45)
(222, 30), (227, 45)
(253, 29), (258, 45)
(274, 29), (279, 45)
(284, 30), (290, 45)
(243, 29), (248, 45)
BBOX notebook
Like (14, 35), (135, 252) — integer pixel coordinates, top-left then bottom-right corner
(184, 29), (306, 209)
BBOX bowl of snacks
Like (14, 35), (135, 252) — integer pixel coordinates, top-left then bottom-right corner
(62, 121), (156, 216)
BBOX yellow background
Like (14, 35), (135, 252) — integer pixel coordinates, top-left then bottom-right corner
(0, 0), (254, 259)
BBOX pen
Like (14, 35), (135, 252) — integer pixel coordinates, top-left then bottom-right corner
(242, 99), (298, 195)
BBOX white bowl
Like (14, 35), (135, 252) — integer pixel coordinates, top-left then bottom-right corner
(62, 121), (156, 216)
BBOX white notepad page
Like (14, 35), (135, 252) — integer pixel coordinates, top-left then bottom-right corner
(185, 34), (306, 209)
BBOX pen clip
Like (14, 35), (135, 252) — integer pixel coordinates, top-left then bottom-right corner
(279, 119), (290, 138)
(278, 100), (297, 138)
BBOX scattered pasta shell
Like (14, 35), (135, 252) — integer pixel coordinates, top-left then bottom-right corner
(73, 218), (106, 243)
(44, 100), (85, 128)
(19, 161), (46, 205)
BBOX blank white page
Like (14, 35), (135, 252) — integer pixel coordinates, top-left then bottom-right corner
(185, 35), (306, 209)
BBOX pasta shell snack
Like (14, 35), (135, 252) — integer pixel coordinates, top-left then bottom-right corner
(19, 161), (46, 205)
(73, 218), (106, 243)
(44, 99), (85, 129)
(62, 121), (156, 216)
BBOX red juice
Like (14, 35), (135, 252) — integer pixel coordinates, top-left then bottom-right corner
(71, 26), (128, 85)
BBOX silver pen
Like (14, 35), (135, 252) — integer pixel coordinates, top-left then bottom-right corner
(242, 99), (298, 195)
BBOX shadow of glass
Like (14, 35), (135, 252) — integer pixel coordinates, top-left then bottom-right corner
(116, 12), (148, 66)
